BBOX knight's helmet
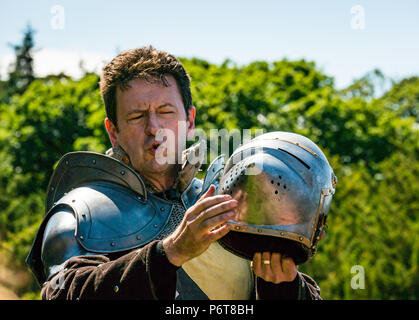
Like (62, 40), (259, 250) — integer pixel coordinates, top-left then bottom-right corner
(217, 131), (337, 264)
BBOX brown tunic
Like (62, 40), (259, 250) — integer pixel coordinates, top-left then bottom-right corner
(41, 240), (321, 300)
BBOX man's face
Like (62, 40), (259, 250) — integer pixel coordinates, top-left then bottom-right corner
(105, 75), (195, 182)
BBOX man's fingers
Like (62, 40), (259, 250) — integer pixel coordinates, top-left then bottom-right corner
(198, 199), (238, 221)
(252, 253), (262, 275)
(190, 194), (233, 218)
(261, 252), (272, 278)
(200, 210), (236, 233)
(281, 255), (297, 281)
(252, 252), (297, 284)
(271, 252), (282, 275)
(198, 184), (216, 201)
(207, 223), (231, 242)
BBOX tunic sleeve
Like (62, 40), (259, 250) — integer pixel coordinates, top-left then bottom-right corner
(41, 240), (179, 300)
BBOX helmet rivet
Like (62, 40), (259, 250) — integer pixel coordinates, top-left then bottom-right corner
(111, 242), (116, 246)
(299, 237), (303, 241)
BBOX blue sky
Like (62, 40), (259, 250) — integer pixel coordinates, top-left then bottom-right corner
(1, 0), (418, 88)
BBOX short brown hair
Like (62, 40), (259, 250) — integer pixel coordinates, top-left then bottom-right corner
(100, 46), (192, 129)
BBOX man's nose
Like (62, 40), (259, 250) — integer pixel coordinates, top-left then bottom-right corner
(144, 112), (161, 136)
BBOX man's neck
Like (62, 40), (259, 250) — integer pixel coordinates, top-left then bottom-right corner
(141, 166), (180, 193)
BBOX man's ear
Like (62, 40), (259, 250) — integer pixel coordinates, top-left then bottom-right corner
(105, 117), (118, 147)
(186, 106), (196, 140)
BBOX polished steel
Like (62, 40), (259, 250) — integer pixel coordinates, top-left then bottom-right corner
(218, 131), (337, 262)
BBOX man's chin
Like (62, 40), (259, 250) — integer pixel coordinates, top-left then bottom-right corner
(135, 160), (175, 177)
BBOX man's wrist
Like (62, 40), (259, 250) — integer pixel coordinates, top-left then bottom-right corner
(162, 237), (186, 267)
(256, 272), (300, 300)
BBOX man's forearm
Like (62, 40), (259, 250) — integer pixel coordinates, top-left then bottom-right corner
(41, 240), (179, 300)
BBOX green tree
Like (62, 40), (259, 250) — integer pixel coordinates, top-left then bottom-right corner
(5, 24), (36, 103)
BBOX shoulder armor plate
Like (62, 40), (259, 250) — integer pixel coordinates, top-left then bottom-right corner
(56, 181), (174, 253)
(200, 155), (225, 197)
(46, 151), (147, 213)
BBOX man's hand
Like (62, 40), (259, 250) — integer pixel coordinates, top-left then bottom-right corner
(162, 185), (237, 267)
(252, 252), (297, 284)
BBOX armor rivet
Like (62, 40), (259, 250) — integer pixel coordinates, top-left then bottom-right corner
(79, 236), (84, 240)
(111, 242), (116, 246)
(114, 285), (119, 293)
(92, 159), (96, 164)
(153, 224), (158, 228)
(136, 235), (141, 240)
(120, 170), (125, 175)
(65, 160), (69, 165)
(160, 207), (165, 211)
(280, 232), (284, 236)
(235, 226), (241, 231)
(51, 186), (55, 191)
(299, 237), (303, 241)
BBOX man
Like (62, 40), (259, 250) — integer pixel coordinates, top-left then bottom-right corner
(26, 46), (322, 300)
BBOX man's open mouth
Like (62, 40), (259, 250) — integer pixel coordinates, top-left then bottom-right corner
(149, 142), (161, 154)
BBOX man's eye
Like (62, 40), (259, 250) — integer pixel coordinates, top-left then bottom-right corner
(130, 115), (144, 120)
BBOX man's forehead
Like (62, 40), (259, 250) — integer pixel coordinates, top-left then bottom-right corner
(116, 75), (183, 111)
